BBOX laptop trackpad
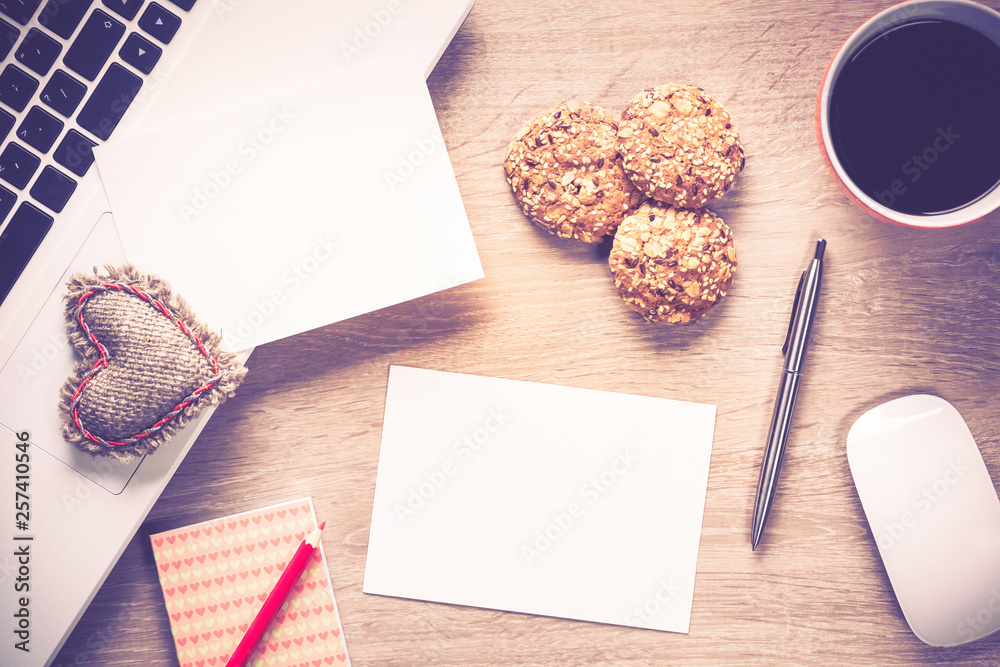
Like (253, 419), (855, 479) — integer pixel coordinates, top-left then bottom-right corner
(0, 213), (141, 494)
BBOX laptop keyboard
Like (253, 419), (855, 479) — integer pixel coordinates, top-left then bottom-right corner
(0, 0), (195, 306)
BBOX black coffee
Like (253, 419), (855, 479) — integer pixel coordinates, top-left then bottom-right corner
(829, 18), (1000, 215)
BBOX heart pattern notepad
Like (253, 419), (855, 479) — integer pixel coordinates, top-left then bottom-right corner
(150, 497), (349, 667)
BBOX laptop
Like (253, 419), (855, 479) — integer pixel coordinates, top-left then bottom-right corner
(0, 1), (477, 663)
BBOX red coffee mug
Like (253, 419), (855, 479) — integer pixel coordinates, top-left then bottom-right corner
(816, 0), (1000, 227)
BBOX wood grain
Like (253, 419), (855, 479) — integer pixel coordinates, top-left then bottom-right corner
(54, 1), (1000, 665)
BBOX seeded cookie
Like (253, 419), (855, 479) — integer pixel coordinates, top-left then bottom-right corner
(505, 102), (643, 243)
(610, 202), (737, 324)
(617, 84), (744, 208)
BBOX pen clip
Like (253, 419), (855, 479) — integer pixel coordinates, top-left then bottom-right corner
(781, 271), (805, 354)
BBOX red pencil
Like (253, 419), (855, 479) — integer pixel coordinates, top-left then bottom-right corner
(226, 521), (326, 667)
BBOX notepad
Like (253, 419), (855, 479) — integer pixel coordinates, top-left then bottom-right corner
(150, 498), (350, 666)
(363, 366), (717, 634)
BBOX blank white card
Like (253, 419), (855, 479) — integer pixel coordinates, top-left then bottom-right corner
(364, 365), (717, 633)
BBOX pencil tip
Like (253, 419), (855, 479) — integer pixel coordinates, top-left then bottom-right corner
(318, 521), (326, 531)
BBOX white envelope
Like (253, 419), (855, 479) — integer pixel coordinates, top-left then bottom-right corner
(94, 58), (483, 350)
(364, 366), (717, 634)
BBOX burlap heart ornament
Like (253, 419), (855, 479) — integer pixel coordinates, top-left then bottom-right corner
(59, 265), (247, 462)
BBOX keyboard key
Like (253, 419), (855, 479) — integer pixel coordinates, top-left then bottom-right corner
(0, 18), (19, 60)
(0, 64), (38, 111)
(40, 69), (86, 116)
(38, 0), (93, 40)
(0, 0), (42, 25)
(17, 106), (63, 152)
(30, 165), (75, 211)
(168, 0), (193, 10)
(0, 182), (15, 221)
(102, 0), (142, 20)
(63, 9), (124, 81)
(0, 107), (14, 141)
(77, 63), (140, 140)
(15, 28), (62, 76)
(54, 128), (96, 176)
(119, 31), (159, 74)
(0, 142), (40, 189)
(138, 3), (179, 44)
(0, 202), (53, 305)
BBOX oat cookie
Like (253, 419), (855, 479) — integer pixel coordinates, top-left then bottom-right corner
(617, 84), (744, 208)
(610, 202), (737, 324)
(505, 102), (643, 243)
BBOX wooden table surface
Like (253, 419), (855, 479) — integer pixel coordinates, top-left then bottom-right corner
(55, 1), (1000, 665)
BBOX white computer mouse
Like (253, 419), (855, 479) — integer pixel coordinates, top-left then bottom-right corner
(846, 394), (1000, 647)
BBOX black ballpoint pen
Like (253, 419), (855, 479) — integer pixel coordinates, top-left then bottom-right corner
(751, 239), (826, 551)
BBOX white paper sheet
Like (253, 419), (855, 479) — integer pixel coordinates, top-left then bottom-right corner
(95, 59), (483, 350)
(364, 366), (717, 634)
